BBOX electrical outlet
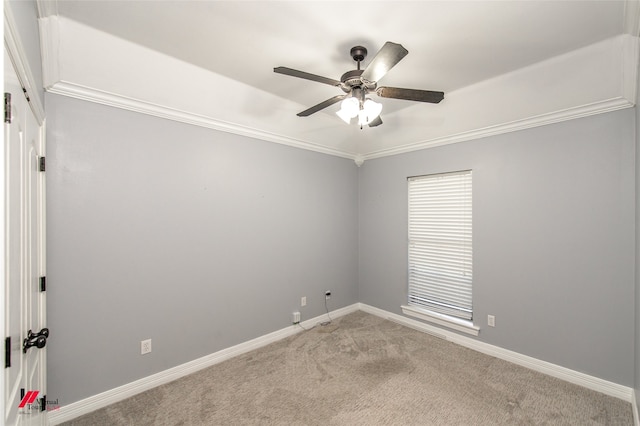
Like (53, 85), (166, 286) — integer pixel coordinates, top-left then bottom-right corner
(141, 339), (152, 355)
(488, 315), (495, 327)
(292, 311), (301, 324)
(325, 290), (331, 300)
(301, 296), (306, 307)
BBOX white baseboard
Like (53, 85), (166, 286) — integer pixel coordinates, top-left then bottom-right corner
(47, 303), (359, 425)
(358, 303), (634, 403)
(48, 303), (632, 424)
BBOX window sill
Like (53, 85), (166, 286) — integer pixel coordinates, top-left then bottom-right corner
(401, 305), (480, 336)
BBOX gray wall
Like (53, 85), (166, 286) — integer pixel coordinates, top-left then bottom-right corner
(46, 94), (359, 405)
(359, 109), (635, 386)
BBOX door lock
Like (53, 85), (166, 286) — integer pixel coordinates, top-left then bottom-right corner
(23, 328), (49, 353)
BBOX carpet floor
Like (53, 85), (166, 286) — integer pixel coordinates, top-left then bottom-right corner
(62, 311), (633, 425)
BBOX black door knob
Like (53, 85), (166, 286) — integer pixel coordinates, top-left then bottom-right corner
(22, 328), (49, 353)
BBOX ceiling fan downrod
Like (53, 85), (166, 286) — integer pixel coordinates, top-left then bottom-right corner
(350, 46), (367, 70)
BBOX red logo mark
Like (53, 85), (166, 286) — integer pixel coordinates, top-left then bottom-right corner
(18, 391), (39, 408)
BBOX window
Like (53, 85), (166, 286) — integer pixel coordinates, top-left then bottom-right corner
(406, 170), (473, 327)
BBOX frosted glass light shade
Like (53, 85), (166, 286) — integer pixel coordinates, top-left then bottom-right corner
(336, 97), (359, 123)
(336, 108), (353, 123)
(358, 99), (383, 125)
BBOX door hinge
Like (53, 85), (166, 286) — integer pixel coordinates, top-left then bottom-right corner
(5, 337), (10, 368)
(4, 92), (11, 124)
(39, 157), (45, 172)
(22, 87), (30, 103)
(40, 395), (46, 412)
(39, 276), (46, 292)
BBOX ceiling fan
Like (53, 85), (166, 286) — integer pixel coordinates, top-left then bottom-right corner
(274, 42), (444, 128)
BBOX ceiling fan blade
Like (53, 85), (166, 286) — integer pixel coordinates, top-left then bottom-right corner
(368, 116), (383, 127)
(274, 67), (341, 87)
(297, 95), (346, 117)
(376, 87), (444, 103)
(360, 42), (408, 83)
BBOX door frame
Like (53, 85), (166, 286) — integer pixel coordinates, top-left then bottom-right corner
(3, 4), (47, 424)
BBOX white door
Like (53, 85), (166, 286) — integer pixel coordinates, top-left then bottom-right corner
(4, 47), (47, 426)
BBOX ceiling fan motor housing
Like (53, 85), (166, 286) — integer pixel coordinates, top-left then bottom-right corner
(340, 69), (366, 92)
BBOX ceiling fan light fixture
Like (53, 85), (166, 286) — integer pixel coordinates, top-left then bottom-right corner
(357, 98), (383, 126)
(336, 108), (353, 124)
(336, 97), (359, 123)
(275, 41), (444, 128)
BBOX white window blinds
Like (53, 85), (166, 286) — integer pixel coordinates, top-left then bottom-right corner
(408, 170), (472, 320)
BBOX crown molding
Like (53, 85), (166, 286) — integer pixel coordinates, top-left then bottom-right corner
(38, 17), (361, 163)
(361, 97), (634, 161)
(624, 0), (640, 37)
(46, 79), (634, 166)
(4, 2), (46, 124)
(36, 0), (58, 19)
(38, 17), (638, 166)
(622, 31), (639, 105)
(364, 34), (639, 161)
(47, 80), (359, 161)
(38, 16), (60, 90)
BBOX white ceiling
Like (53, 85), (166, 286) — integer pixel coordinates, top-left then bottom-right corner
(38, 1), (636, 162)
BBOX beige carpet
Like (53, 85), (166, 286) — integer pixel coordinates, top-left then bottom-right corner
(62, 311), (633, 425)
